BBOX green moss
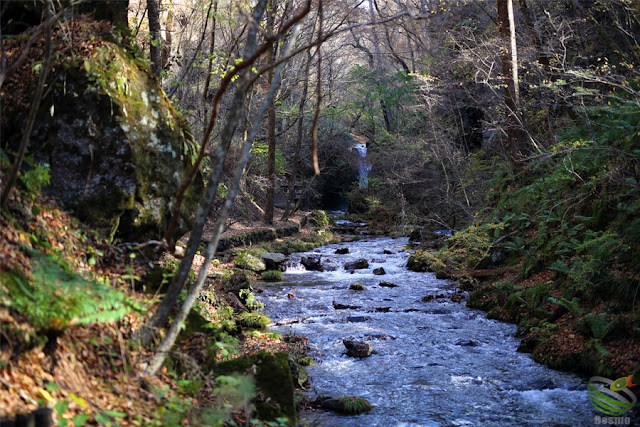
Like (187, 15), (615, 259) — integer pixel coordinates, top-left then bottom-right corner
(311, 210), (330, 228)
(321, 396), (374, 415)
(234, 251), (266, 272)
(215, 352), (296, 425)
(236, 312), (271, 329)
(261, 270), (283, 282)
(349, 283), (365, 291)
(338, 396), (374, 414)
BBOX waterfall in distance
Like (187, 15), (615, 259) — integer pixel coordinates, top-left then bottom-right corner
(353, 142), (372, 188)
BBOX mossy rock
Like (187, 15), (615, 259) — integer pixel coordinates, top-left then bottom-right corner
(234, 251), (266, 272)
(349, 283), (365, 291)
(215, 352), (296, 425)
(16, 38), (205, 242)
(406, 250), (435, 272)
(261, 270), (283, 282)
(321, 396), (373, 415)
(178, 307), (212, 340)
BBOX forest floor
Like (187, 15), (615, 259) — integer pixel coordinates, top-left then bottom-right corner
(0, 187), (332, 425)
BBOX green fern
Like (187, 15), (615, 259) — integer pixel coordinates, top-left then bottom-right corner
(583, 313), (611, 340)
(1, 253), (133, 331)
(591, 339), (612, 358)
(548, 297), (585, 316)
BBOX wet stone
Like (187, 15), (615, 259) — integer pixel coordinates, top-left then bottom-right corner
(343, 340), (373, 358)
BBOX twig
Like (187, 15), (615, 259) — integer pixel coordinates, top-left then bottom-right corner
(0, 376), (38, 406)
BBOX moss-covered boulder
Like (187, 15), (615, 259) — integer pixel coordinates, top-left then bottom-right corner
(215, 352), (296, 425)
(18, 33), (203, 241)
(234, 251), (266, 272)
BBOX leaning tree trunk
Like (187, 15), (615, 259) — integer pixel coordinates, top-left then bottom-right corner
(145, 20), (302, 376)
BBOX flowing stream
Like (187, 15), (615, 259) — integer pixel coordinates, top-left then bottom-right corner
(257, 237), (595, 426)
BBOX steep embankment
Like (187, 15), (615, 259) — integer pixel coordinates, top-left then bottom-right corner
(0, 179), (337, 424)
(408, 108), (640, 380)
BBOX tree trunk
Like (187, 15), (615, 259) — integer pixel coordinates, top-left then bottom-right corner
(148, 0), (162, 77)
(497, 0), (521, 162)
(145, 18), (301, 376)
(142, 0), (268, 341)
(370, 0), (392, 132)
(281, 48), (312, 221)
(264, 0), (277, 225)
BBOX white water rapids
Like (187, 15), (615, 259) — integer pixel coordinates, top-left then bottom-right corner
(256, 237), (598, 426)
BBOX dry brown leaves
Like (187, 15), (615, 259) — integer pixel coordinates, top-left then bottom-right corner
(2, 17), (112, 121)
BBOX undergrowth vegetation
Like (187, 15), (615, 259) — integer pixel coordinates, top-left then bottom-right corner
(420, 84), (640, 378)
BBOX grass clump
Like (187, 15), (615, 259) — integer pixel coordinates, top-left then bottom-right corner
(236, 312), (271, 330)
(338, 396), (373, 414)
(261, 270), (283, 282)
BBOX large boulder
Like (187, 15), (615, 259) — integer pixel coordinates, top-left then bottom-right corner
(234, 251), (266, 272)
(301, 255), (323, 271)
(215, 352), (296, 425)
(10, 31), (203, 241)
(261, 252), (286, 270)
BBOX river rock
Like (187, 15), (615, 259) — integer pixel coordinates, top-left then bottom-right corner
(261, 253), (286, 270)
(435, 270), (452, 280)
(301, 255), (323, 271)
(333, 301), (360, 310)
(379, 281), (398, 288)
(13, 36), (204, 242)
(346, 316), (368, 323)
(343, 340), (373, 358)
(344, 258), (369, 271)
(335, 247), (349, 254)
(373, 267), (386, 275)
(320, 396), (373, 415)
(321, 262), (338, 272)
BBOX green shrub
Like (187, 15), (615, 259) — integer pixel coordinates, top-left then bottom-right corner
(311, 210), (330, 228)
